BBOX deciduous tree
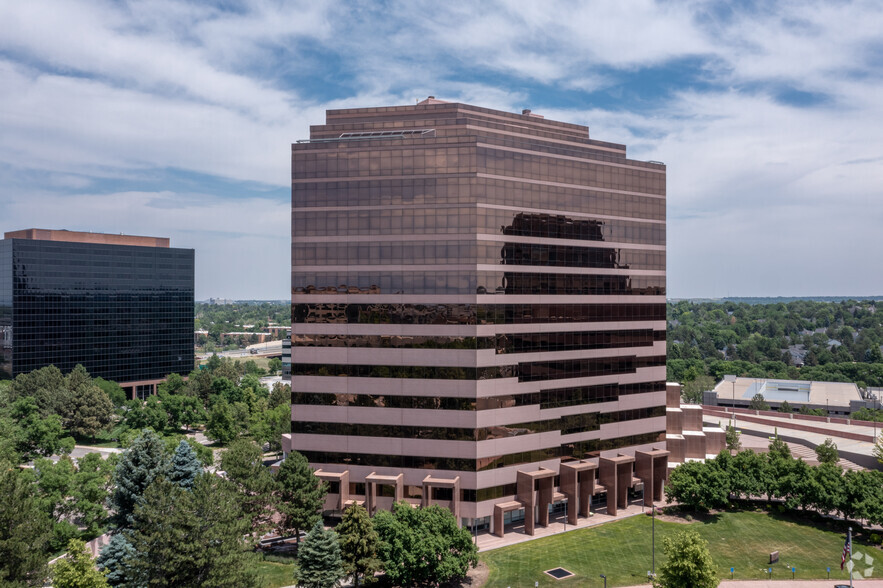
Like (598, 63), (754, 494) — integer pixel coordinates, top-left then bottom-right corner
(206, 398), (237, 445)
(652, 529), (718, 588)
(815, 438), (839, 465)
(51, 539), (109, 588)
(374, 502), (477, 587)
(66, 383), (114, 441)
(664, 460), (729, 512)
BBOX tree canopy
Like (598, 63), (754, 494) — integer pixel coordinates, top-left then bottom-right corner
(374, 502), (477, 587)
(652, 529), (718, 588)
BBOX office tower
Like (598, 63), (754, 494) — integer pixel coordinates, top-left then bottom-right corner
(286, 99), (667, 536)
(0, 229), (194, 398)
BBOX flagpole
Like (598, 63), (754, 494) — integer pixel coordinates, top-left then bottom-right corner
(849, 526), (853, 588)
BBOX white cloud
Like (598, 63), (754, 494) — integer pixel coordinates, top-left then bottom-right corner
(1, 0), (882, 298)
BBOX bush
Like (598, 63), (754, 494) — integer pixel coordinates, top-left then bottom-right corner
(870, 533), (881, 545)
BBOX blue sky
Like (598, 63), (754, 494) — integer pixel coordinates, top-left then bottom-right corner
(1, 0), (882, 299)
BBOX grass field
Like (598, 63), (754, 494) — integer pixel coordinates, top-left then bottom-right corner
(482, 510), (880, 587)
(254, 560), (295, 587)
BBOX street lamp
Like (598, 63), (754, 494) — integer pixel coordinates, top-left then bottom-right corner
(724, 374), (737, 440)
(600, 574), (607, 588)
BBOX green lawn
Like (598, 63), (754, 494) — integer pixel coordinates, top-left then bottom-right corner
(482, 510), (880, 587)
(253, 560), (295, 587)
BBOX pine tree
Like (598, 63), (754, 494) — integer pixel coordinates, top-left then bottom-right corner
(293, 520), (344, 588)
(110, 429), (168, 528)
(219, 439), (277, 537)
(51, 539), (109, 588)
(276, 450), (327, 544)
(168, 439), (202, 490)
(125, 475), (260, 587)
(0, 464), (53, 587)
(96, 533), (136, 587)
(336, 504), (380, 586)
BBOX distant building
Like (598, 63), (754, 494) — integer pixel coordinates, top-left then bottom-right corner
(706, 377), (864, 416)
(0, 229), (194, 398)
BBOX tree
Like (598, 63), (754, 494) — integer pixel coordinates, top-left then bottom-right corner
(0, 464), (53, 587)
(10, 365), (70, 418)
(66, 383), (114, 441)
(125, 475), (260, 587)
(250, 402), (290, 452)
(268, 382), (291, 409)
(728, 449), (768, 499)
(725, 423), (741, 452)
(93, 378), (128, 407)
(220, 439), (277, 537)
(72, 452), (116, 537)
(768, 433), (791, 459)
(206, 398), (238, 445)
(110, 429), (168, 528)
(33, 456), (79, 552)
(815, 438), (839, 465)
(268, 358), (282, 375)
(156, 373), (186, 396)
(277, 451), (327, 544)
(163, 435), (214, 467)
(51, 539), (109, 588)
(682, 375), (714, 404)
(337, 504), (381, 586)
(749, 393), (770, 411)
(778, 400), (792, 413)
(293, 520), (345, 588)
(168, 439), (203, 490)
(664, 460), (730, 512)
(374, 502), (477, 587)
(10, 397), (74, 461)
(123, 397), (168, 433)
(873, 433), (883, 465)
(652, 529), (718, 588)
(96, 534), (136, 587)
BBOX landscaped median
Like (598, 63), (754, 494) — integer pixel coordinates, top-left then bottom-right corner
(481, 510), (880, 587)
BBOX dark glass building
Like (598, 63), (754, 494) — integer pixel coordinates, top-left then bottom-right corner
(286, 99), (668, 536)
(0, 229), (194, 398)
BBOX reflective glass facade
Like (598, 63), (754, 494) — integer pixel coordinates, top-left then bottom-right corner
(0, 235), (194, 384)
(289, 101), (666, 519)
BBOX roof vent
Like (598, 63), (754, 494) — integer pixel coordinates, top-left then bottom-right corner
(522, 109), (531, 115)
(428, 96), (435, 100)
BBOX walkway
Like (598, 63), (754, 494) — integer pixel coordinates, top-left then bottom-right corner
(476, 500), (655, 552)
(704, 408), (879, 470)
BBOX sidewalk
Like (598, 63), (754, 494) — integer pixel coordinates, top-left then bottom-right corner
(476, 500), (654, 552)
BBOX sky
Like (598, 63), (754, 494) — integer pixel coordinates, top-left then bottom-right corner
(1, 0), (882, 300)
